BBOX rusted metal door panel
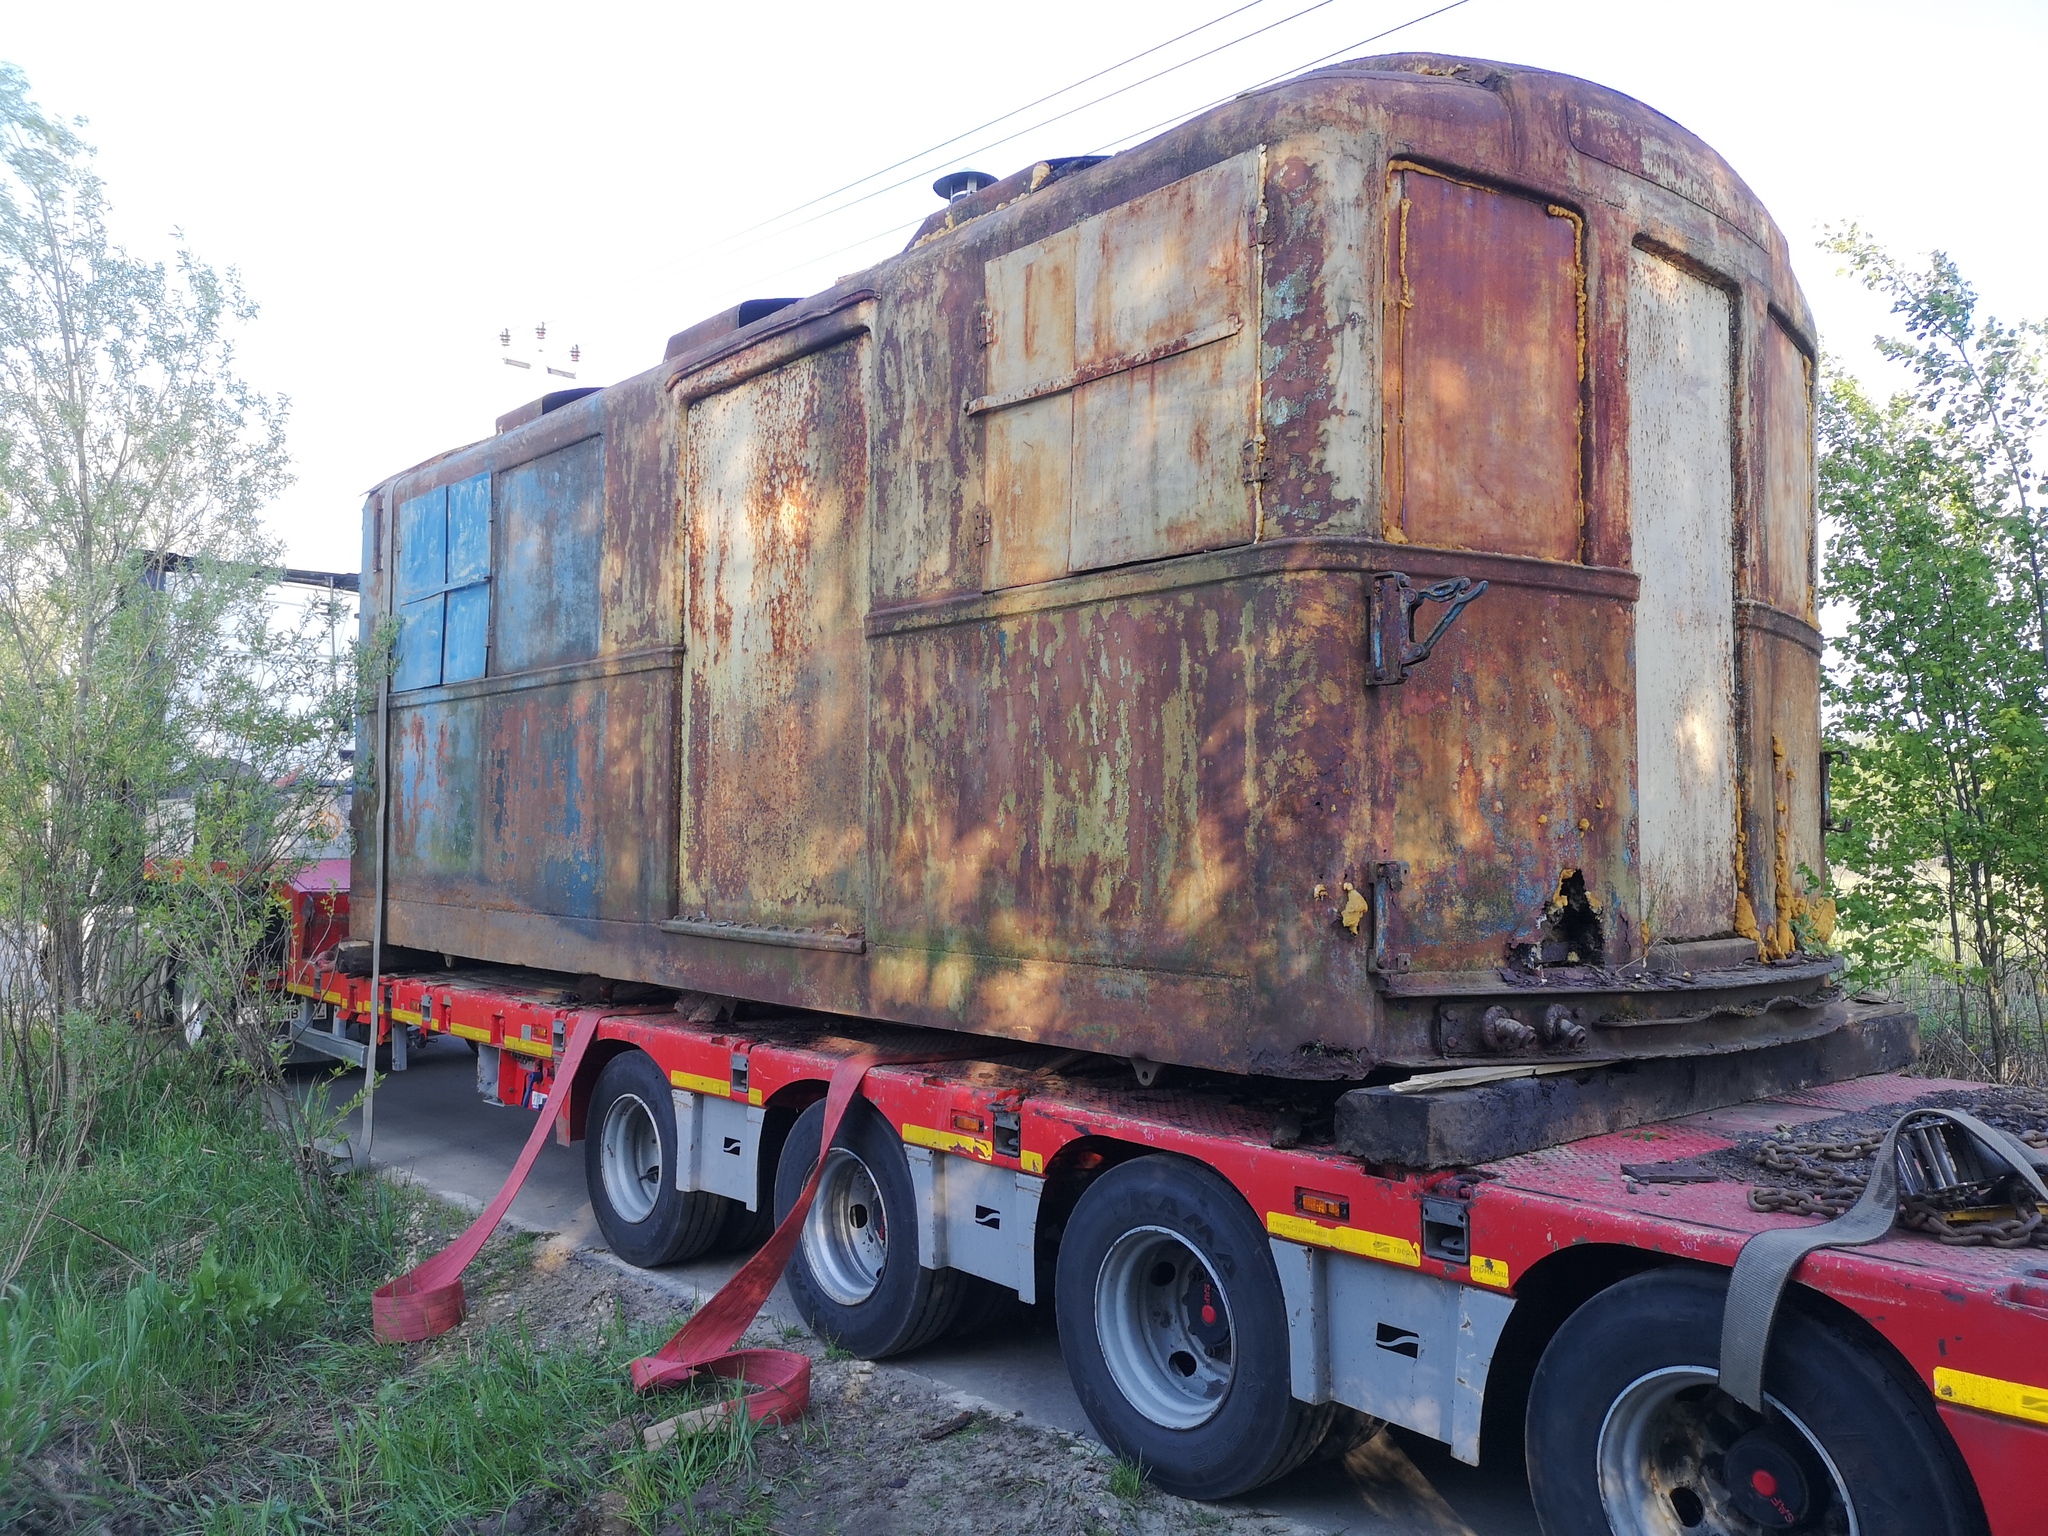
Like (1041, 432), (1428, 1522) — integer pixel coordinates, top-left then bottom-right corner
(1373, 571), (1637, 974)
(1072, 151), (1253, 361)
(387, 697), (482, 897)
(984, 228), (1076, 590)
(984, 391), (1073, 589)
(870, 568), (1366, 974)
(597, 380), (679, 656)
(1628, 245), (1737, 942)
(872, 266), (981, 608)
(482, 683), (605, 920)
(680, 338), (871, 935)
(1738, 623), (1825, 959)
(496, 436), (604, 673)
(1383, 166), (1584, 563)
(978, 153), (1258, 581)
(1070, 336), (1254, 570)
(1755, 318), (1816, 621)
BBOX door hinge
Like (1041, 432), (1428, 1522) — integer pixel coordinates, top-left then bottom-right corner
(1367, 571), (1488, 686)
(1370, 859), (1411, 974)
(975, 305), (995, 349)
(1240, 437), (1269, 484)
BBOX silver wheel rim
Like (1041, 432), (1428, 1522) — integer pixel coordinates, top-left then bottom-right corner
(1596, 1366), (1858, 1535)
(803, 1148), (888, 1305)
(599, 1092), (664, 1225)
(1094, 1225), (1235, 1429)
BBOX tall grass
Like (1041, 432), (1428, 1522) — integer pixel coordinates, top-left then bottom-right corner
(1874, 961), (2048, 1085)
(0, 1035), (409, 1523)
(0, 1035), (754, 1532)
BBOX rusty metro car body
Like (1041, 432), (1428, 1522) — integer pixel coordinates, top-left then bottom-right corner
(355, 53), (1841, 1080)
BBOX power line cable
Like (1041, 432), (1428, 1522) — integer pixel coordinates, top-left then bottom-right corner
(598, 0), (1350, 303)
(1084, 0), (1475, 156)
(599, 0), (1477, 320)
(742, 0), (1478, 296)
(719, 0), (1347, 251)
(710, 0), (1276, 251)
(590, 0), (1279, 303)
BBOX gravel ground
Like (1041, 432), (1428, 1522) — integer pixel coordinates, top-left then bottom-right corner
(470, 1233), (1348, 1536)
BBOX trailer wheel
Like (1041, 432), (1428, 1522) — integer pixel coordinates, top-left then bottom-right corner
(1054, 1154), (1332, 1500)
(775, 1097), (970, 1357)
(1526, 1267), (1985, 1536)
(584, 1051), (726, 1268)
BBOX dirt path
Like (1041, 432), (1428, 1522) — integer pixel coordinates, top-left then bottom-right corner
(474, 1233), (1341, 1536)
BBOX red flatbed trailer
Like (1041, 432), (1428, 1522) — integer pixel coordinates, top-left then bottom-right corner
(278, 928), (2045, 1533)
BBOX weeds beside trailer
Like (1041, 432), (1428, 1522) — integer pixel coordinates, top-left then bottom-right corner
(351, 53), (1854, 1090)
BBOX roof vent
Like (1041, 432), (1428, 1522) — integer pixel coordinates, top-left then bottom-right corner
(932, 170), (997, 203)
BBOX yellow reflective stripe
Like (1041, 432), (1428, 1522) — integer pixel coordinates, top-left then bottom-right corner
(902, 1123), (993, 1161)
(747, 1087), (764, 1106)
(390, 1007), (423, 1026)
(1934, 1366), (2048, 1426)
(1266, 1211), (1422, 1267)
(1470, 1254), (1512, 1289)
(450, 1023), (492, 1043)
(669, 1070), (731, 1098)
(1021, 1150), (1045, 1175)
(500, 1035), (553, 1059)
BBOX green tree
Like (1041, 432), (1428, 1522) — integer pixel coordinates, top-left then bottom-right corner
(0, 63), (349, 1159)
(1821, 234), (2048, 1080)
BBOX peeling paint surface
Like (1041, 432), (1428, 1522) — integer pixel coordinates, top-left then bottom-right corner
(1628, 246), (1737, 942)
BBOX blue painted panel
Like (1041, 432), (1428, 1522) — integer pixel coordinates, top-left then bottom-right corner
(389, 696), (481, 883)
(394, 595), (444, 692)
(443, 583), (490, 683)
(397, 488), (446, 600)
(446, 474), (491, 585)
(494, 438), (602, 673)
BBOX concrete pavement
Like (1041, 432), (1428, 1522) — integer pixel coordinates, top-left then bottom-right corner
(305, 1036), (1539, 1535)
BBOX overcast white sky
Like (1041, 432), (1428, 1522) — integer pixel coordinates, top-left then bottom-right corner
(8, 0), (2045, 578)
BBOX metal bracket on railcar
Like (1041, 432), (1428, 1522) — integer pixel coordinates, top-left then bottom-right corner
(1367, 572), (1488, 686)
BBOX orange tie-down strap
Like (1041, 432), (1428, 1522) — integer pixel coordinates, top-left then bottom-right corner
(374, 1011), (971, 1429)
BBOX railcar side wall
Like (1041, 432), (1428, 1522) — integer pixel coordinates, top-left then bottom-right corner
(355, 55), (1826, 1075)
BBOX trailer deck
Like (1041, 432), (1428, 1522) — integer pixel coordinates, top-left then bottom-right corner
(277, 923), (2045, 1534)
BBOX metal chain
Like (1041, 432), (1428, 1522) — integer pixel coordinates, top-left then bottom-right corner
(1747, 1126), (2048, 1247)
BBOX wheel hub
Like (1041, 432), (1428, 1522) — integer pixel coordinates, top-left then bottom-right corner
(1595, 1367), (1855, 1535)
(1724, 1430), (1813, 1528)
(1094, 1226), (1235, 1430)
(598, 1092), (664, 1225)
(803, 1148), (889, 1305)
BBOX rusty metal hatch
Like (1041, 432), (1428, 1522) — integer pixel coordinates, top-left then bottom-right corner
(675, 337), (872, 942)
(1372, 163), (1627, 976)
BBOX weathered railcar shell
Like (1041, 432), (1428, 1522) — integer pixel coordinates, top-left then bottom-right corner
(355, 54), (1838, 1077)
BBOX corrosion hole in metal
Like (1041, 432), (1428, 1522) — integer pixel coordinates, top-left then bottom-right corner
(1521, 869), (1605, 969)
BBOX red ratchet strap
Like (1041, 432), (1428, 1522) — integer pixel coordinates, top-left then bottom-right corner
(373, 1007), (609, 1342)
(373, 1013), (971, 1433)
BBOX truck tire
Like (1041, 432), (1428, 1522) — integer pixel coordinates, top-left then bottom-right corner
(584, 1050), (726, 1268)
(1054, 1154), (1333, 1500)
(1525, 1267), (1986, 1536)
(775, 1096), (972, 1357)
